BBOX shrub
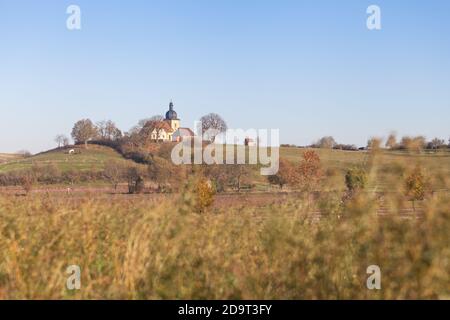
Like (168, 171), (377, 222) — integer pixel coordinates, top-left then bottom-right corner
(267, 159), (297, 189)
(148, 156), (187, 192)
(404, 165), (427, 211)
(19, 171), (36, 195)
(345, 167), (367, 193)
(194, 178), (216, 213)
(298, 150), (322, 191)
(202, 165), (228, 193)
(126, 167), (145, 194)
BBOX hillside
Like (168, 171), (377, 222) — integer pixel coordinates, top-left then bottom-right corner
(0, 145), (135, 174)
(0, 153), (21, 164)
(1, 144), (449, 192)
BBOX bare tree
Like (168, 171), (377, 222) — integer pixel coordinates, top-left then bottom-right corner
(104, 160), (123, 191)
(55, 134), (68, 148)
(71, 119), (99, 148)
(128, 118), (152, 136)
(62, 136), (70, 147)
(97, 120), (122, 141)
(200, 113), (228, 143)
(428, 138), (445, 150)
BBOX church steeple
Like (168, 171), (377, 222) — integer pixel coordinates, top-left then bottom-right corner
(165, 101), (178, 120)
(165, 100), (180, 133)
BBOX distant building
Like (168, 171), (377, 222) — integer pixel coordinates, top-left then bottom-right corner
(149, 121), (174, 141)
(244, 138), (256, 147)
(148, 101), (195, 142)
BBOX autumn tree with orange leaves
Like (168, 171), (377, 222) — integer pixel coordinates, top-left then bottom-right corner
(268, 158), (298, 189)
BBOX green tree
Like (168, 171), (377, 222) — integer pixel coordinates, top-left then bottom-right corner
(345, 167), (367, 193)
(71, 119), (99, 148)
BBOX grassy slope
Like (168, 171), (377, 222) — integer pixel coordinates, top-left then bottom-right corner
(1, 144), (448, 191)
(0, 145), (134, 174)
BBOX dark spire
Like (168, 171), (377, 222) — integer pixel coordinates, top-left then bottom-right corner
(165, 100), (178, 120)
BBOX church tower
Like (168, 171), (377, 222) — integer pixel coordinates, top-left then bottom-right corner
(165, 101), (180, 131)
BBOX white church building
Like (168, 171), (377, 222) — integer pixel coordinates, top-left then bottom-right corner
(149, 101), (194, 142)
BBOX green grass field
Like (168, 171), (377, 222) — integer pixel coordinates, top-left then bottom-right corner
(0, 145), (134, 174)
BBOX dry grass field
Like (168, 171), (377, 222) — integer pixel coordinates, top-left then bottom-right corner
(0, 188), (448, 299)
(0, 153), (21, 164)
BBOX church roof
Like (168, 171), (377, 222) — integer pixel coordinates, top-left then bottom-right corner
(143, 120), (174, 133)
(158, 121), (175, 133)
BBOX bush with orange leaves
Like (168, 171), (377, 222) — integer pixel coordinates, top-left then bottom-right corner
(267, 158), (297, 189)
(297, 150), (322, 192)
(268, 150), (322, 191)
(404, 165), (429, 211)
(194, 177), (216, 213)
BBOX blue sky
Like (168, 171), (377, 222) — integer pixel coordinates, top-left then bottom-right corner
(1, 0), (449, 153)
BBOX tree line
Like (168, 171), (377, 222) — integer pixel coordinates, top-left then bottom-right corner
(305, 134), (450, 151)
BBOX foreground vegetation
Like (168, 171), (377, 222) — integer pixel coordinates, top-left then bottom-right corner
(0, 143), (448, 299)
(0, 186), (448, 299)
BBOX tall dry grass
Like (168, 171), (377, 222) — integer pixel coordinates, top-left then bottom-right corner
(0, 149), (448, 299)
(0, 186), (448, 299)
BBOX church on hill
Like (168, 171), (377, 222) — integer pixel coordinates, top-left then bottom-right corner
(149, 101), (194, 142)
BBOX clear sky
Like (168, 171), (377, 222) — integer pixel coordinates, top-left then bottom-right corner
(1, 0), (449, 153)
